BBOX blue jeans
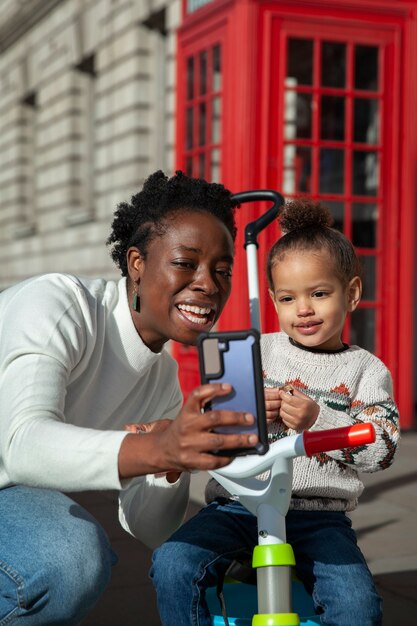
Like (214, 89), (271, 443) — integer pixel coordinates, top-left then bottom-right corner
(150, 500), (382, 626)
(0, 485), (117, 625)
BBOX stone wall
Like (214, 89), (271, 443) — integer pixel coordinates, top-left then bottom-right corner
(0, 0), (180, 289)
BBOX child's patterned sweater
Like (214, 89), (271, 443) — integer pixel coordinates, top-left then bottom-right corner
(205, 332), (400, 512)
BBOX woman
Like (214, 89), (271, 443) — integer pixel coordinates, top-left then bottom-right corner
(0, 170), (256, 625)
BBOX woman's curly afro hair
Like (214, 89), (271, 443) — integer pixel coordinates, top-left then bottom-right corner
(107, 170), (238, 276)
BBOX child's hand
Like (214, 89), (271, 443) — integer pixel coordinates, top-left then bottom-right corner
(264, 387), (282, 424)
(278, 387), (319, 431)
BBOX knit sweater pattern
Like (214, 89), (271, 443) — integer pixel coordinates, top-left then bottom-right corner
(206, 332), (400, 512)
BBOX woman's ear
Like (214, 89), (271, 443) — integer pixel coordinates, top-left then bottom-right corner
(347, 276), (362, 312)
(126, 247), (145, 282)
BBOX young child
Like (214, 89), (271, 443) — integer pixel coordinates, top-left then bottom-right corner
(150, 199), (400, 626)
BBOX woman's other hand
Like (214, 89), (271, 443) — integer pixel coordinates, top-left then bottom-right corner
(124, 421), (181, 483)
(124, 420), (172, 435)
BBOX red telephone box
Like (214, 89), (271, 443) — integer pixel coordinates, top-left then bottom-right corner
(174, 0), (417, 429)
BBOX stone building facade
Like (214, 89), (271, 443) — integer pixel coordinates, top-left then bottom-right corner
(0, 0), (180, 289)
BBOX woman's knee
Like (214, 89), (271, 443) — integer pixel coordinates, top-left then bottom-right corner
(0, 557), (109, 626)
(48, 505), (116, 618)
(68, 532), (113, 584)
(0, 488), (116, 625)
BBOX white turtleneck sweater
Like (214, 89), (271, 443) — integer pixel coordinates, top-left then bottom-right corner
(0, 273), (189, 548)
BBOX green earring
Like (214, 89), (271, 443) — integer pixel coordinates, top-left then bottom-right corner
(132, 290), (140, 312)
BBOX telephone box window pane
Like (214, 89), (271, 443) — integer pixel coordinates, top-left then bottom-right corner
(355, 45), (378, 91)
(186, 107), (194, 149)
(287, 38), (313, 85)
(354, 98), (379, 144)
(283, 145), (311, 193)
(199, 153), (206, 178)
(187, 57), (194, 100)
(199, 102), (206, 146)
(210, 148), (220, 182)
(321, 96), (345, 140)
(353, 151), (378, 196)
(325, 201), (344, 233)
(352, 203), (377, 248)
(319, 149), (344, 194)
(199, 50), (207, 95)
(213, 44), (221, 91)
(359, 255), (376, 300)
(185, 156), (193, 176)
(187, 0), (214, 12)
(212, 96), (221, 143)
(284, 91), (312, 139)
(321, 42), (346, 88)
(350, 308), (375, 352)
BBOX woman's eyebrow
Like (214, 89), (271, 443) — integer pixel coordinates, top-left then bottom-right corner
(174, 245), (201, 253)
(174, 245), (234, 263)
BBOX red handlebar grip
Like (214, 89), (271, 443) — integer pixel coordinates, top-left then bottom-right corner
(303, 423), (376, 457)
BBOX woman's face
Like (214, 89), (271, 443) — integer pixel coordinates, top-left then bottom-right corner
(128, 210), (234, 352)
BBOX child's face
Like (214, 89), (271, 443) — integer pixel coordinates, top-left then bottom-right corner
(269, 249), (361, 351)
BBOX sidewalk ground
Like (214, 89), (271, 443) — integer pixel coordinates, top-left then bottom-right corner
(76, 430), (417, 626)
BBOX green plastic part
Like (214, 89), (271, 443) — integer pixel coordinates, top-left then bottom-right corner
(252, 543), (296, 568)
(252, 612), (300, 625)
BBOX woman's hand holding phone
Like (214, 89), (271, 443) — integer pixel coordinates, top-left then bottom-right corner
(120, 382), (258, 480)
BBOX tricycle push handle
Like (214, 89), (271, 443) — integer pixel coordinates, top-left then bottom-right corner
(230, 190), (285, 248)
(303, 423), (375, 457)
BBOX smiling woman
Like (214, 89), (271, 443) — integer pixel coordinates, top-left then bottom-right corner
(124, 210), (234, 352)
(0, 170), (258, 626)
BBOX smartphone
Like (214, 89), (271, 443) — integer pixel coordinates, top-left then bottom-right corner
(197, 329), (269, 456)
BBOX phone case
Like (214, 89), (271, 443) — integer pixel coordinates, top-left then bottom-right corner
(197, 329), (269, 456)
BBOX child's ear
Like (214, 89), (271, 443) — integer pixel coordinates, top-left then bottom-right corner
(268, 288), (279, 314)
(347, 276), (362, 312)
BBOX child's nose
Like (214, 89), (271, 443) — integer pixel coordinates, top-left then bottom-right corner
(296, 298), (314, 316)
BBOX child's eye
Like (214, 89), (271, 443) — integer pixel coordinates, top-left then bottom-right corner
(278, 295), (294, 303)
(313, 291), (328, 298)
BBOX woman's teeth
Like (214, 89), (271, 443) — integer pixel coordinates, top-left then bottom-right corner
(177, 304), (212, 325)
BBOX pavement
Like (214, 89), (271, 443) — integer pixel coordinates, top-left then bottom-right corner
(75, 430), (417, 625)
